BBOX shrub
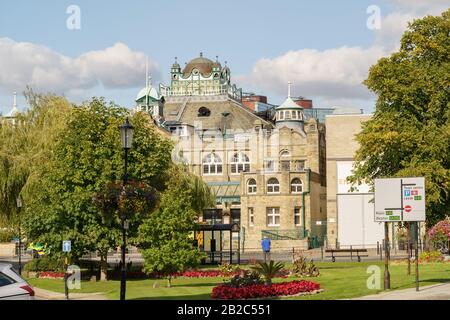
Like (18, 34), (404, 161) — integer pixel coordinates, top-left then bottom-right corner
(250, 261), (285, 285)
(219, 262), (241, 275)
(291, 257), (320, 277)
(227, 270), (263, 288)
(427, 219), (450, 254)
(24, 256), (65, 272)
(212, 280), (321, 300)
(419, 251), (445, 263)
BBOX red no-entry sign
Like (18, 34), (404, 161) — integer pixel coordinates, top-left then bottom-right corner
(405, 205), (412, 213)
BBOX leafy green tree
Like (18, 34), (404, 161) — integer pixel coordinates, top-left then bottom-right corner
(0, 91), (72, 238)
(24, 98), (173, 278)
(138, 166), (213, 287)
(350, 10), (450, 226)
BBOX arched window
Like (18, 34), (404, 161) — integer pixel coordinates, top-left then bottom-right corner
(230, 152), (250, 174)
(291, 178), (303, 193)
(247, 179), (257, 194)
(267, 178), (280, 194)
(198, 107), (211, 117)
(279, 111), (284, 120)
(203, 153), (222, 175)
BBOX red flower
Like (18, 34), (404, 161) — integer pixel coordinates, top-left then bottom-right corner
(211, 280), (321, 299)
(38, 271), (65, 279)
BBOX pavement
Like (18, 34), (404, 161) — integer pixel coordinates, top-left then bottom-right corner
(353, 282), (450, 300)
(34, 287), (108, 300)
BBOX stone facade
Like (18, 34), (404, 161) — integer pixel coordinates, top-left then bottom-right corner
(135, 54), (328, 252)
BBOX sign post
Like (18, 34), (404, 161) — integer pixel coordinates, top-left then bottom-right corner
(62, 240), (71, 300)
(375, 177), (425, 292)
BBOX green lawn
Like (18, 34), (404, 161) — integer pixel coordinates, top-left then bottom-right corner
(27, 261), (450, 300)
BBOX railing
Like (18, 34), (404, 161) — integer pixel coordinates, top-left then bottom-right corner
(262, 229), (309, 241)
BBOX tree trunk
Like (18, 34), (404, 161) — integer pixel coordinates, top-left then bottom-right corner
(100, 253), (108, 281)
(167, 276), (172, 288)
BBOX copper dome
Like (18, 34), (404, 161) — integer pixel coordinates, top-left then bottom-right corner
(182, 54), (218, 77)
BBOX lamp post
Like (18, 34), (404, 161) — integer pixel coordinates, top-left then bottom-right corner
(16, 196), (22, 275)
(119, 117), (134, 301)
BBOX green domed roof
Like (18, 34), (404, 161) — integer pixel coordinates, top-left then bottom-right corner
(136, 86), (160, 102)
(276, 97), (303, 110)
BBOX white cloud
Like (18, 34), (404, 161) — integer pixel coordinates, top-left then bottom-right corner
(237, 2), (448, 110)
(0, 38), (159, 97)
(237, 46), (387, 103)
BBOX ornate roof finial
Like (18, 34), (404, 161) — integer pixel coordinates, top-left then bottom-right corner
(200, 52), (203, 57)
(288, 81), (292, 98)
(216, 55), (219, 62)
(13, 92), (17, 108)
(174, 56), (178, 63)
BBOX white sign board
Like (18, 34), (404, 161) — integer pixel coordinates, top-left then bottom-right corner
(374, 177), (425, 222)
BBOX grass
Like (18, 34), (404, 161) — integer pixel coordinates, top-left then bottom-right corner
(26, 261), (450, 300)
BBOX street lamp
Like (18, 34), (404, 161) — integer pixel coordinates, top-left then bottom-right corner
(16, 196), (22, 275)
(119, 117), (134, 301)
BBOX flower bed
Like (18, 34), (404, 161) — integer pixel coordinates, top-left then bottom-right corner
(173, 270), (240, 278)
(212, 280), (321, 300)
(38, 271), (65, 279)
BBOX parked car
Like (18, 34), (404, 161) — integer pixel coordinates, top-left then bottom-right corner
(0, 263), (35, 300)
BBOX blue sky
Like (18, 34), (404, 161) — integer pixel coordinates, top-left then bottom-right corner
(0, 0), (447, 114)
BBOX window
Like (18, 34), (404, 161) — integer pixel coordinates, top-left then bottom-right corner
(198, 107), (211, 117)
(0, 272), (15, 287)
(267, 178), (280, 194)
(294, 207), (301, 226)
(267, 207), (280, 227)
(203, 209), (222, 224)
(291, 178), (303, 193)
(203, 153), (223, 175)
(264, 160), (275, 172)
(249, 208), (255, 227)
(281, 161), (290, 171)
(247, 179), (257, 194)
(231, 209), (241, 225)
(285, 111), (291, 119)
(293, 160), (305, 172)
(292, 111), (297, 119)
(279, 111), (284, 120)
(230, 152), (250, 174)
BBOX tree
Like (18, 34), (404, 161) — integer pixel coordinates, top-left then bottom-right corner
(350, 10), (450, 226)
(24, 98), (173, 277)
(137, 166), (213, 287)
(0, 91), (72, 217)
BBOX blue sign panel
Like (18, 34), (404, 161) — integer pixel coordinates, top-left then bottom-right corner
(62, 240), (71, 253)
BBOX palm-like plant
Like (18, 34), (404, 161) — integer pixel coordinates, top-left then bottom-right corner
(250, 260), (285, 285)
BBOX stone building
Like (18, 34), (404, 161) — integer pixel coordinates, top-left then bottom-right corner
(325, 113), (383, 248)
(135, 54), (327, 253)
